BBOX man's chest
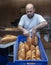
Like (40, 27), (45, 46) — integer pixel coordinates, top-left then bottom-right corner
(24, 19), (38, 29)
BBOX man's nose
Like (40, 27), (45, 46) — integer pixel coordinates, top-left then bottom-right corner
(28, 12), (31, 14)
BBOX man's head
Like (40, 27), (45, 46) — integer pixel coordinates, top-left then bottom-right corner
(26, 3), (35, 18)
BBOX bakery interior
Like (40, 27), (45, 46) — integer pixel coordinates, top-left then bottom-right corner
(0, 0), (51, 65)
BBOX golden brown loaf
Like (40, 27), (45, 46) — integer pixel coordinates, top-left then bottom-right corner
(5, 28), (18, 31)
(1, 35), (17, 43)
(24, 42), (30, 52)
(18, 35), (41, 60)
(26, 50), (32, 60)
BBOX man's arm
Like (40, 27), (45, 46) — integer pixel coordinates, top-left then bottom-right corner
(32, 21), (48, 34)
(18, 25), (29, 36)
(34, 21), (48, 30)
(18, 25), (26, 32)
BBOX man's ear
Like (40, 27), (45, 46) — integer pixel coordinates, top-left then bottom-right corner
(34, 8), (35, 12)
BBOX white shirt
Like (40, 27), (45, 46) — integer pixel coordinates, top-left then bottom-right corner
(18, 13), (46, 37)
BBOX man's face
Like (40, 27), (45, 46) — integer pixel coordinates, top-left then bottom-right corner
(26, 7), (35, 18)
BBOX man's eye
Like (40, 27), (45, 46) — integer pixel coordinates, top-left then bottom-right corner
(27, 11), (32, 13)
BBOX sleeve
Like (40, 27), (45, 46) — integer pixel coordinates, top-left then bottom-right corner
(18, 15), (25, 27)
(38, 15), (46, 24)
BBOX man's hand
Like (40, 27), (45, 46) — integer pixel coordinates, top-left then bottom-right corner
(18, 26), (29, 36)
(32, 27), (37, 37)
(23, 29), (29, 36)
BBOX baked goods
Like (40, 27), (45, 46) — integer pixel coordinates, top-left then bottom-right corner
(32, 50), (36, 60)
(1, 35), (17, 43)
(34, 35), (38, 46)
(24, 42), (29, 52)
(36, 49), (40, 59)
(18, 50), (25, 60)
(18, 42), (25, 60)
(27, 36), (32, 46)
(30, 45), (35, 51)
(18, 35), (41, 60)
(27, 35), (38, 46)
(5, 28), (18, 31)
(36, 46), (39, 50)
(19, 42), (25, 49)
(26, 50), (32, 60)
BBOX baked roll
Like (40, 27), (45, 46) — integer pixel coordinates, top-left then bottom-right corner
(1, 35), (17, 43)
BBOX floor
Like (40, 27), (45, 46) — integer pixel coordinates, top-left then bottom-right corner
(46, 49), (51, 65)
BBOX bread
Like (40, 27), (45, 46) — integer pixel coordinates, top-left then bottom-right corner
(18, 49), (25, 55)
(17, 35), (41, 60)
(18, 42), (26, 60)
(32, 50), (36, 59)
(24, 42), (29, 52)
(36, 49), (40, 58)
(34, 35), (38, 46)
(5, 28), (18, 31)
(18, 57), (23, 60)
(36, 57), (41, 60)
(30, 45), (35, 51)
(26, 50), (32, 60)
(19, 42), (25, 49)
(1, 35), (17, 43)
(31, 37), (35, 45)
(36, 46), (39, 50)
(18, 53), (25, 60)
(27, 37), (32, 46)
(27, 36), (38, 46)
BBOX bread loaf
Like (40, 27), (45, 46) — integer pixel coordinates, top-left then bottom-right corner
(1, 35), (17, 43)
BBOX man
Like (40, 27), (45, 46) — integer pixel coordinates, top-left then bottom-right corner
(18, 3), (48, 37)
